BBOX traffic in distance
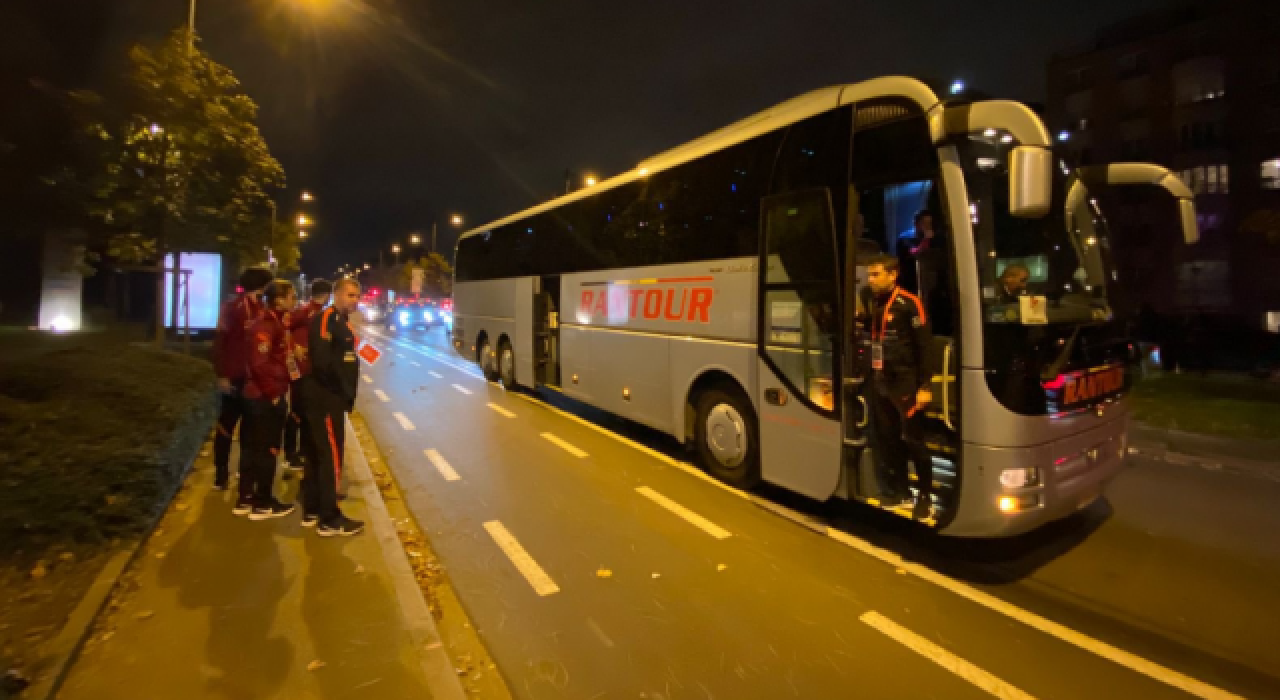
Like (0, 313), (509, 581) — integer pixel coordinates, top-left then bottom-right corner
(446, 76), (1198, 538)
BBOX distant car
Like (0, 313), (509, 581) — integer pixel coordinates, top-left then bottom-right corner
(358, 300), (385, 323)
(386, 297), (447, 332)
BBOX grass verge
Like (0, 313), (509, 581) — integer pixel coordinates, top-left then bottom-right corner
(1131, 373), (1280, 442)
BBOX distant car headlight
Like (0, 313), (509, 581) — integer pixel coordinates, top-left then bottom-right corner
(398, 311), (410, 323)
(441, 311), (452, 322)
(424, 310), (435, 322)
(364, 308), (380, 321)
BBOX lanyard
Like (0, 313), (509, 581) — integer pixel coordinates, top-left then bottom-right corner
(873, 287), (900, 342)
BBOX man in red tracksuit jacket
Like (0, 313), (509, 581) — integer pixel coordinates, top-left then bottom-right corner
(239, 280), (299, 519)
(211, 267), (273, 491)
(284, 278), (331, 524)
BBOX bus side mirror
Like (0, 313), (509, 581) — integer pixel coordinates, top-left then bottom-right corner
(1009, 146), (1052, 218)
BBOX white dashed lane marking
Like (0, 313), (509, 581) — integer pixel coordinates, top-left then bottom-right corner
(482, 520), (560, 596)
(374, 389), (390, 402)
(540, 432), (587, 458)
(487, 403), (516, 418)
(860, 612), (1037, 700)
(452, 384), (473, 395)
(393, 412), (415, 431)
(635, 486), (731, 540)
(362, 375), (373, 384)
(429, 371), (443, 379)
(425, 449), (460, 481)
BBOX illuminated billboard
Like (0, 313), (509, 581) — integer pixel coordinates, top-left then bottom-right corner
(164, 253), (223, 330)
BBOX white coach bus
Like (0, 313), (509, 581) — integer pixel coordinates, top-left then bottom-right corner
(450, 76), (1197, 537)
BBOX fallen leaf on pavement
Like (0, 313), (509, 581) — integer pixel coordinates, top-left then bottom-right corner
(354, 565), (366, 574)
(135, 611), (154, 621)
(596, 568), (613, 579)
(30, 562), (47, 580)
(651, 572), (661, 579)
(155, 552), (166, 560)
(174, 503), (189, 512)
(60, 552), (75, 562)
(307, 660), (326, 672)
(895, 568), (906, 575)
(716, 564), (727, 572)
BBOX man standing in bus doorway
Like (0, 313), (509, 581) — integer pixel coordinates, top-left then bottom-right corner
(896, 210), (938, 292)
(859, 254), (936, 520)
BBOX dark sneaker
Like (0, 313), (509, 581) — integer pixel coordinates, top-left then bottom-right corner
(301, 512), (319, 528)
(249, 500), (296, 521)
(316, 515), (364, 537)
(232, 497), (253, 516)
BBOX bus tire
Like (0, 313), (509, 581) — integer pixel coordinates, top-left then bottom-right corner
(693, 386), (760, 489)
(498, 340), (517, 390)
(478, 339), (498, 381)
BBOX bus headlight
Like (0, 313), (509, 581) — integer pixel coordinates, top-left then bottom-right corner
(424, 310), (434, 322)
(999, 467), (1041, 489)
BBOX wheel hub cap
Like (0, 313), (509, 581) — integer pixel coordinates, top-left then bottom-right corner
(705, 403), (746, 467)
(501, 349), (513, 379)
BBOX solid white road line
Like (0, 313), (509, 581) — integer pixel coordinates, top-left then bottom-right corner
(363, 328), (485, 380)
(487, 403), (516, 418)
(540, 432), (588, 458)
(374, 389), (390, 402)
(482, 521), (560, 596)
(508, 392), (1241, 699)
(511, 392), (745, 498)
(425, 449), (460, 482)
(393, 412), (415, 431)
(860, 612), (1037, 700)
(452, 384), (472, 395)
(635, 486), (731, 540)
(362, 375), (373, 384)
(411, 360), (421, 367)
(429, 371), (443, 379)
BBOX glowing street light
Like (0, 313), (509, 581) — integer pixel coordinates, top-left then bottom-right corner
(149, 123), (164, 136)
(390, 243), (401, 254)
(298, 230), (309, 239)
(409, 233), (422, 245)
(297, 214), (310, 227)
(450, 214), (464, 227)
(301, 191), (314, 201)
(950, 79), (966, 95)
(584, 175), (598, 187)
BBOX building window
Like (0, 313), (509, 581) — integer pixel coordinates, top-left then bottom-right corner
(1182, 165), (1229, 195)
(1117, 51), (1150, 78)
(1263, 159), (1280, 190)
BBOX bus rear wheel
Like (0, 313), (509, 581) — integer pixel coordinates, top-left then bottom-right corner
(478, 339), (498, 381)
(498, 341), (517, 389)
(693, 387), (760, 489)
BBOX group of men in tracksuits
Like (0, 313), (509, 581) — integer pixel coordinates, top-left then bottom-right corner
(211, 267), (365, 536)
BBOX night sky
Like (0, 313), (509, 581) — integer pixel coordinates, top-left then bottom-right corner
(78, 0), (1177, 276)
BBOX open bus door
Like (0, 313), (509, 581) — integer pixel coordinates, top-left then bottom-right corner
(754, 189), (844, 500)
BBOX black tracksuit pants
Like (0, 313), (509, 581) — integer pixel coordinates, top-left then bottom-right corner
(283, 398), (303, 465)
(302, 383), (346, 521)
(241, 397), (287, 505)
(213, 379), (246, 484)
(869, 385), (933, 501)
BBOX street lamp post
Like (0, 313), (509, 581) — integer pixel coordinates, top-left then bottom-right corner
(431, 214), (464, 254)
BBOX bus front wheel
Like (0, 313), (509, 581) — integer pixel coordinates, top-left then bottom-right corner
(694, 387), (760, 489)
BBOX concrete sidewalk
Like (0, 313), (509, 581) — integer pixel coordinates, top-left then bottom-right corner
(55, 421), (463, 700)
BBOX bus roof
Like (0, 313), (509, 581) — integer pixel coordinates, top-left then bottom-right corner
(457, 76), (942, 245)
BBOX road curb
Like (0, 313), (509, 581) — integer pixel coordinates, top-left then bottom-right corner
(344, 416), (469, 700)
(25, 424), (208, 700)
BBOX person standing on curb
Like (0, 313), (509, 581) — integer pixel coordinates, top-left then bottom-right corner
(211, 267), (273, 491)
(285, 279), (332, 525)
(304, 277), (365, 536)
(238, 280), (299, 520)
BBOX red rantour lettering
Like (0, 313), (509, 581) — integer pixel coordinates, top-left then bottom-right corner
(664, 289), (688, 320)
(581, 290), (594, 312)
(643, 289), (663, 319)
(629, 289), (644, 317)
(688, 287), (712, 323)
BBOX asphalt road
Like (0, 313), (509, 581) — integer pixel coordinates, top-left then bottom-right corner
(353, 321), (1280, 700)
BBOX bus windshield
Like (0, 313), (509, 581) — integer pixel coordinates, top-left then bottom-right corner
(960, 135), (1130, 416)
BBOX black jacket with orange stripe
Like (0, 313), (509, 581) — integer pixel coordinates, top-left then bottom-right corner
(857, 285), (934, 399)
(308, 306), (359, 409)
